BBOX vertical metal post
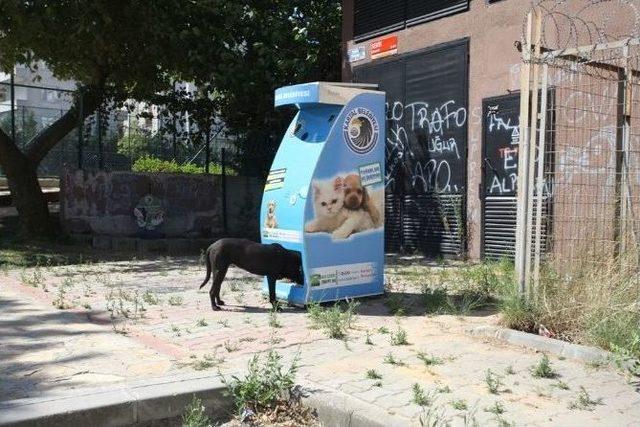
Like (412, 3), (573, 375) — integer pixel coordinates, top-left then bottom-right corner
(77, 89), (84, 170)
(221, 147), (228, 235)
(533, 63), (549, 289)
(9, 69), (15, 142)
(20, 107), (25, 147)
(205, 126), (211, 174)
(97, 109), (104, 169)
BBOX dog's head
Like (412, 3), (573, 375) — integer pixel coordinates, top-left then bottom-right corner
(343, 174), (368, 211)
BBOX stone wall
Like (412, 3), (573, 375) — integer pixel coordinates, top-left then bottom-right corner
(60, 169), (263, 239)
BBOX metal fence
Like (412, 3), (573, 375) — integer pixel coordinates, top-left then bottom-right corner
(516, 2), (640, 299)
(0, 81), (238, 178)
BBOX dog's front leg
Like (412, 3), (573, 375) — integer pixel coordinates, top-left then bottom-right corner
(267, 275), (278, 308)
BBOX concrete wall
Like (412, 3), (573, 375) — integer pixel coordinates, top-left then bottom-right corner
(60, 169), (263, 239)
(342, 0), (530, 259)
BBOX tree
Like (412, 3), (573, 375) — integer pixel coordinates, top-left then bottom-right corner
(0, 0), (228, 236)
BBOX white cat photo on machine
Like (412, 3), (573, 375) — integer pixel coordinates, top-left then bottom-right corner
(304, 172), (383, 240)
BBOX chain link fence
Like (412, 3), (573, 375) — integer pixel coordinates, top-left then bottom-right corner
(0, 81), (239, 179)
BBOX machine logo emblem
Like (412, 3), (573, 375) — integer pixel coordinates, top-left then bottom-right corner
(343, 107), (379, 154)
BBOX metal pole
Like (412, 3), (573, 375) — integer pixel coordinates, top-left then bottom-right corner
(204, 125), (211, 174)
(10, 69), (15, 142)
(221, 147), (228, 235)
(77, 89), (84, 170)
(97, 110), (103, 169)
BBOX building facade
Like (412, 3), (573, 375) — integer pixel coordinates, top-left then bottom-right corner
(342, 0), (531, 260)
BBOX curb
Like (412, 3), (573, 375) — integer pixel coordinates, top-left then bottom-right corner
(0, 374), (411, 427)
(0, 373), (231, 427)
(299, 379), (409, 427)
(465, 325), (610, 363)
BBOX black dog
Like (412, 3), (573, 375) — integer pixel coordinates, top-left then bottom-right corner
(199, 238), (304, 310)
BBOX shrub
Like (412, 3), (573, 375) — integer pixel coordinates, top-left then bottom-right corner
(221, 350), (298, 415)
(131, 155), (236, 175)
(181, 395), (212, 427)
(306, 300), (359, 339)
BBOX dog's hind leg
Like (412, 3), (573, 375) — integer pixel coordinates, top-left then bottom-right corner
(267, 275), (278, 309)
(210, 265), (228, 310)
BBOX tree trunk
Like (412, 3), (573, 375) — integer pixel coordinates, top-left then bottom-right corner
(4, 151), (54, 237)
(0, 87), (100, 238)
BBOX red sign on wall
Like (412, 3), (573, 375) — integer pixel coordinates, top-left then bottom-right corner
(370, 35), (398, 60)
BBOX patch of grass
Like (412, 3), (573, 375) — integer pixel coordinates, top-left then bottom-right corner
(385, 293), (406, 316)
(419, 405), (450, 427)
(366, 369), (382, 380)
(217, 319), (230, 328)
(609, 332), (640, 378)
(239, 336), (256, 343)
(220, 350), (298, 416)
(450, 399), (467, 410)
(417, 352), (444, 366)
(568, 386), (603, 411)
(485, 369), (503, 394)
(553, 380), (570, 390)
(168, 295), (184, 306)
(372, 380), (382, 387)
(390, 323), (409, 345)
(530, 354), (558, 379)
(377, 326), (390, 334)
(191, 353), (224, 371)
(483, 401), (505, 415)
(181, 395), (211, 427)
(171, 324), (181, 336)
(505, 365), (515, 375)
(384, 352), (405, 366)
(411, 383), (433, 406)
(422, 287), (449, 314)
(195, 318), (208, 327)
(142, 290), (160, 305)
(20, 266), (45, 288)
(306, 300), (359, 339)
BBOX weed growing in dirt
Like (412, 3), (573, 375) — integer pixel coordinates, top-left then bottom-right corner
(142, 290), (159, 305)
(390, 322), (409, 345)
(221, 350), (299, 416)
(436, 385), (451, 394)
(191, 353), (224, 371)
(412, 383), (433, 406)
(417, 352), (444, 366)
(171, 324), (182, 336)
(181, 395), (211, 427)
(485, 369), (503, 394)
(223, 340), (239, 353)
(268, 307), (281, 328)
(239, 337), (256, 343)
(306, 300), (359, 339)
(553, 380), (570, 390)
(450, 399), (467, 410)
(484, 401), (505, 415)
(195, 318), (208, 327)
(378, 326), (390, 334)
(419, 405), (450, 427)
(20, 266), (45, 288)
(505, 365), (515, 375)
(217, 319), (229, 328)
(568, 386), (603, 411)
(52, 280), (71, 309)
(365, 331), (374, 345)
(609, 332), (640, 378)
(384, 352), (404, 366)
(168, 295), (183, 306)
(366, 369), (382, 380)
(531, 354), (558, 379)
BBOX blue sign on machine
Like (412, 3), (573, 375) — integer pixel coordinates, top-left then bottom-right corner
(260, 82), (386, 305)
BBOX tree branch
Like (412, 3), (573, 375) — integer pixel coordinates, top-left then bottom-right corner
(25, 88), (102, 164)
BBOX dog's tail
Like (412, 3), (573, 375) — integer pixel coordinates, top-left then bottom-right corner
(199, 246), (212, 289)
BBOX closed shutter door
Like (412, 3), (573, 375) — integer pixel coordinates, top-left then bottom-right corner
(354, 0), (405, 40)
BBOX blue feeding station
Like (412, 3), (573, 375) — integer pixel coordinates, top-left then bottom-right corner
(259, 82), (386, 305)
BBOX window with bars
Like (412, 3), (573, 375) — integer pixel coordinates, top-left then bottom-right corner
(354, 0), (469, 41)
